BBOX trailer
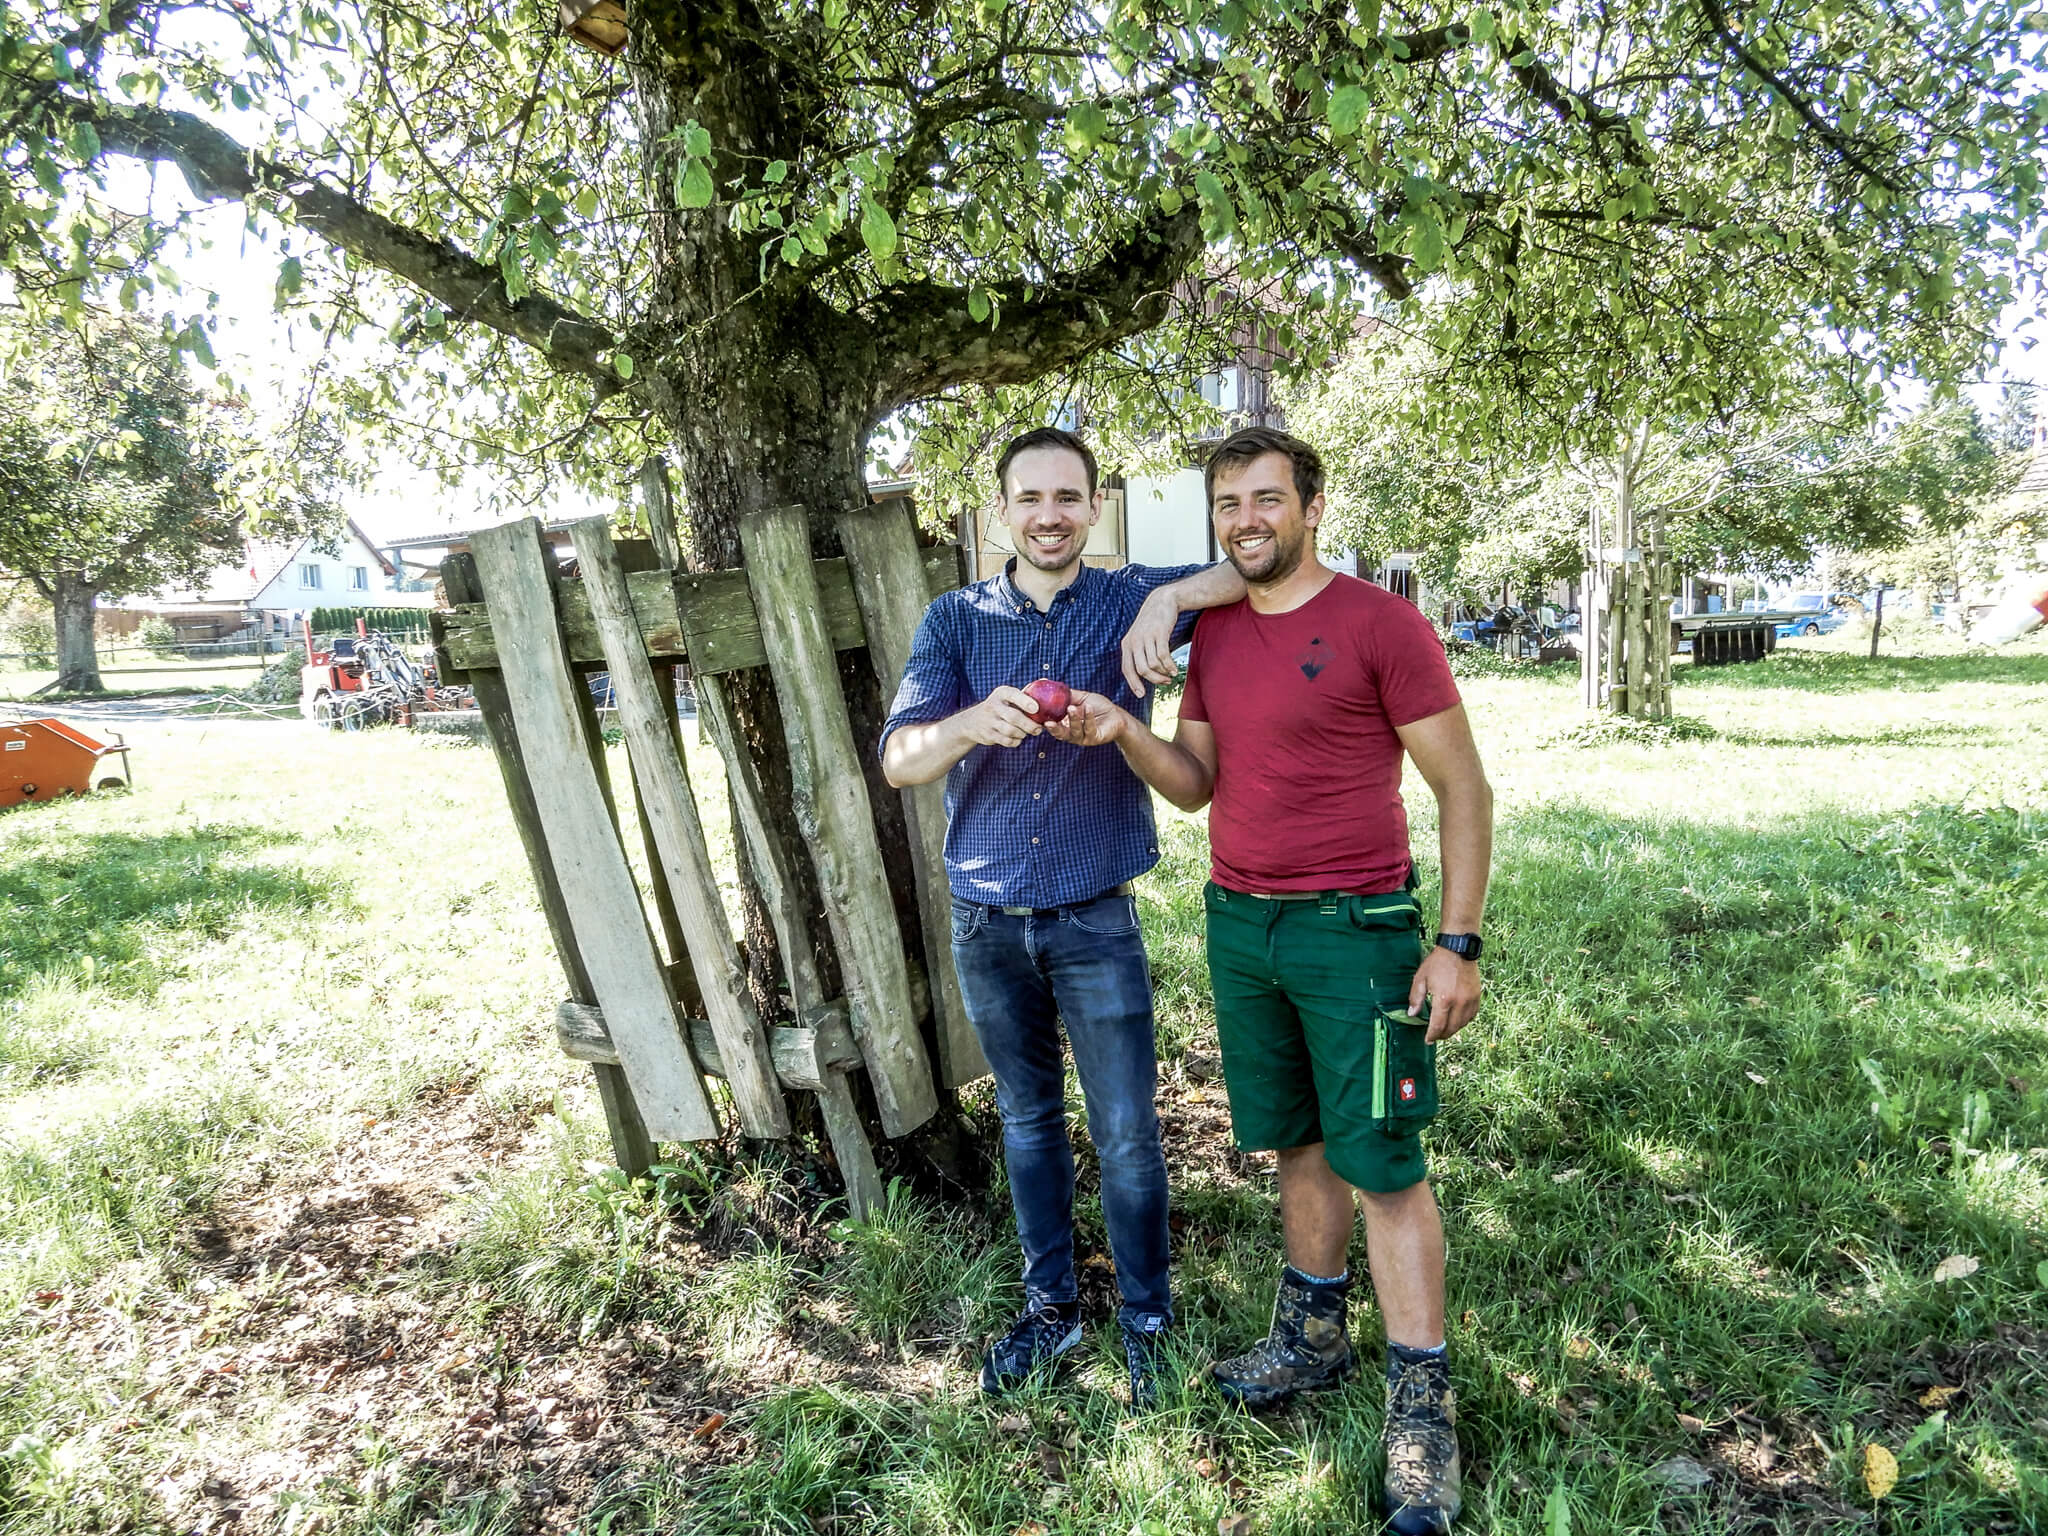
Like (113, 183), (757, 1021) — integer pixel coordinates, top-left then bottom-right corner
(1, 718), (132, 809)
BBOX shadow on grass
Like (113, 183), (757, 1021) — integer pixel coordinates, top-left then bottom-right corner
(1677, 648), (2048, 695)
(0, 825), (348, 1001)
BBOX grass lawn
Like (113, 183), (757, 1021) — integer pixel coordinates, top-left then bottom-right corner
(2, 653), (271, 702)
(1, 641), (2045, 1535)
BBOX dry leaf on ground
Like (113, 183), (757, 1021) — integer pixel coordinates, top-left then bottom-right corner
(1931, 1254), (1980, 1283)
(1218, 1516), (1253, 1536)
(996, 1412), (1031, 1435)
(1918, 1384), (1958, 1409)
(1863, 1443), (1898, 1500)
(1014, 1524), (1048, 1536)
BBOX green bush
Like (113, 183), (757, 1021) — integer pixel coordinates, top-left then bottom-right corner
(136, 617), (178, 657)
(5, 614), (55, 667)
(310, 605), (430, 638)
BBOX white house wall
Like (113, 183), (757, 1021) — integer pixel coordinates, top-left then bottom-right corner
(1124, 468), (1213, 568)
(250, 534), (394, 614)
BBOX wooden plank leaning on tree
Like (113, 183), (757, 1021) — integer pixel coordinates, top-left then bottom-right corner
(436, 554), (656, 1177)
(469, 518), (718, 1143)
(834, 498), (987, 1089)
(687, 663), (888, 1217)
(438, 548), (958, 674)
(556, 999), (862, 1092)
(738, 504), (939, 1139)
(570, 517), (790, 1139)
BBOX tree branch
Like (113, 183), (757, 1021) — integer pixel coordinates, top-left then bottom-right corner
(866, 205), (1206, 413)
(56, 97), (624, 392)
(1696, 0), (1906, 194)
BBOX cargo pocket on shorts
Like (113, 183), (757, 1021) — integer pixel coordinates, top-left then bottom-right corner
(1371, 1006), (1439, 1129)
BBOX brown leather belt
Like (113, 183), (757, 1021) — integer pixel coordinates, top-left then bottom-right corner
(988, 880), (1132, 917)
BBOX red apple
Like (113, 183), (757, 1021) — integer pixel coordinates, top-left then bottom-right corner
(1023, 678), (1072, 718)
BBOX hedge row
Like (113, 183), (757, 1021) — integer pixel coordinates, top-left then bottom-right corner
(310, 606), (432, 635)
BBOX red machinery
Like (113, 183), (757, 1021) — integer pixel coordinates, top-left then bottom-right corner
(298, 617), (473, 728)
(1, 717), (132, 809)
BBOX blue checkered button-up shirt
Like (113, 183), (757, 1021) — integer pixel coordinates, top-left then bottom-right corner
(880, 560), (1207, 908)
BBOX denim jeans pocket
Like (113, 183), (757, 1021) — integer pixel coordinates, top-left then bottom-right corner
(1068, 892), (1140, 936)
(950, 899), (988, 943)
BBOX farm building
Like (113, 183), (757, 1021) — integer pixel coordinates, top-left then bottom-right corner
(103, 521), (428, 644)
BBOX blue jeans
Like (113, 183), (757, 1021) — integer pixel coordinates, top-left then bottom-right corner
(950, 890), (1172, 1330)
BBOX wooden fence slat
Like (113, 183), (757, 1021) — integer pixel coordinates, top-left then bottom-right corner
(440, 549), (958, 674)
(691, 670), (830, 1013)
(556, 1000), (861, 1091)
(836, 499), (987, 1088)
(440, 554), (655, 1176)
(469, 519), (718, 1143)
(738, 504), (938, 1139)
(571, 518), (790, 1139)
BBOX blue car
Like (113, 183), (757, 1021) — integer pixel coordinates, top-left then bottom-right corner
(1775, 609), (1847, 639)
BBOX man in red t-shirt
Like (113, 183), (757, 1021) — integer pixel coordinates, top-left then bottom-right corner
(1048, 428), (1493, 1535)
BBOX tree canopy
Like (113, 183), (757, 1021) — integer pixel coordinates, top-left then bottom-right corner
(2, 0), (2041, 543)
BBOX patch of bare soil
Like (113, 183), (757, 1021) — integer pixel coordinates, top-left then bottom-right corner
(11, 1090), (988, 1533)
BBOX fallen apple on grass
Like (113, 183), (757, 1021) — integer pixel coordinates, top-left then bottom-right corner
(1023, 679), (1072, 718)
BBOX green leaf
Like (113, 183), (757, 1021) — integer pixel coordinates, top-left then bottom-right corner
(1468, 7), (1496, 43)
(677, 159), (714, 209)
(1158, 186), (1184, 216)
(2037, 1259), (2048, 1290)
(967, 287), (990, 323)
(859, 198), (898, 261)
(763, 159), (788, 184)
(780, 234), (803, 265)
(275, 256), (303, 299)
(613, 352), (634, 380)
(682, 122), (712, 158)
(1327, 85), (1371, 136)
(184, 321), (216, 370)
(1065, 100), (1110, 154)
(1545, 1479), (1571, 1536)
(574, 186), (599, 218)
(68, 121), (99, 160)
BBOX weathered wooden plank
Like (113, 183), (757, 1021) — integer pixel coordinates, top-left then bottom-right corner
(573, 518), (790, 1139)
(836, 500), (986, 1088)
(556, 999), (860, 1091)
(441, 552), (655, 1177)
(691, 670), (830, 1014)
(469, 518), (719, 1143)
(640, 457), (682, 574)
(740, 504), (937, 1138)
(440, 548), (958, 674)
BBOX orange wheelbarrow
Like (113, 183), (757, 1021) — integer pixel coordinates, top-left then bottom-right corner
(0, 717), (133, 809)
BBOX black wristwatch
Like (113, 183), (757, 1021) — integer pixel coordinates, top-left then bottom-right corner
(1435, 932), (1484, 962)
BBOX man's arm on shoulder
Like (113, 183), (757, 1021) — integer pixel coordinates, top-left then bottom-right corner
(1119, 560), (1247, 695)
(1394, 703), (1494, 1043)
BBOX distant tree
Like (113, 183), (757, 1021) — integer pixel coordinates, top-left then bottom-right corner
(0, 312), (332, 691)
(1989, 383), (2038, 456)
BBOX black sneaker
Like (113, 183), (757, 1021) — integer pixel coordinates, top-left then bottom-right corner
(1382, 1350), (1462, 1534)
(1211, 1267), (1354, 1409)
(979, 1304), (1082, 1396)
(1119, 1316), (1170, 1411)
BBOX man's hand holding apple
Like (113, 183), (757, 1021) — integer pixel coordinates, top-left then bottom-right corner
(960, 686), (1048, 748)
(1044, 690), (1129, 748)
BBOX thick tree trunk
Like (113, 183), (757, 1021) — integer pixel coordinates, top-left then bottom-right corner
(52, 577), (103, 692)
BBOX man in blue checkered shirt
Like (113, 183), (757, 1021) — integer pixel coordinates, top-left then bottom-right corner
(881, 427), (1244, 1409)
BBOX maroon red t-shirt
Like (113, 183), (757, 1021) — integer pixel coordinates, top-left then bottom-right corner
(1179, 573), (1462, 894)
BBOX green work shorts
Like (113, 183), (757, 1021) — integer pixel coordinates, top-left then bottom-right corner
(1203, 881), (1439, 1194)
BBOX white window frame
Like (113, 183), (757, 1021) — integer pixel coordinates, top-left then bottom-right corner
(349, 566), (369, 590)
(298, 563), (322, 589)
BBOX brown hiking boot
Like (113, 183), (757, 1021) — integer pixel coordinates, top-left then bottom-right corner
(1210, 1267), (1354, 1409)
(1383, 1351), (1462, 1534)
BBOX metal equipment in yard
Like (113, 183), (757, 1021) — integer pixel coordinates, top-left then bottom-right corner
(1, 717), (132, 809)
(300, 621), (476, 729)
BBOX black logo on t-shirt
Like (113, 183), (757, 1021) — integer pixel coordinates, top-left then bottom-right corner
(1298, 636), (1334, 680)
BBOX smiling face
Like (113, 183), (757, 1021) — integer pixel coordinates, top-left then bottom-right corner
(1210, 450), (1322, 585)
(1000, 445), (1102, 573)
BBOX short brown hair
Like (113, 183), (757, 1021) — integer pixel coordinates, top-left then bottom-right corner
(1203, 427), (1324, 507)
(995, 426), (1099, 499)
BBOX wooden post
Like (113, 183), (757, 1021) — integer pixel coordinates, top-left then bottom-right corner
(440, 554), (656, 1177)
(834, 498), (987, 1088)
(738, 504), (938, 1138)
(640, 458), (683, 574)
(470, 518), (719, 1143)
(572, 518), (791, 1139)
